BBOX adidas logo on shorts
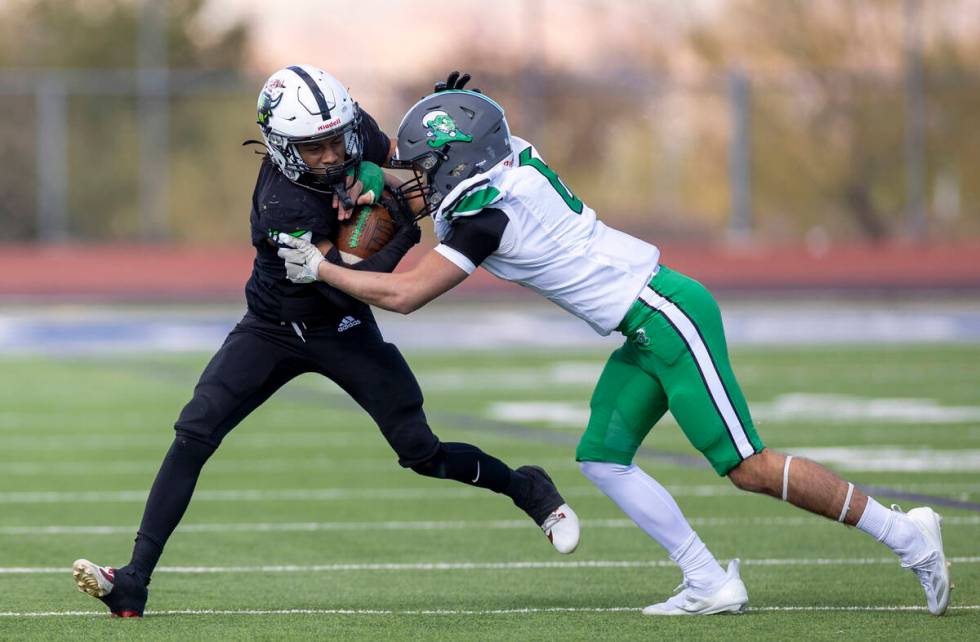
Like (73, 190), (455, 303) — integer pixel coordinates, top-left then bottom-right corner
(337, 316), (361, 332)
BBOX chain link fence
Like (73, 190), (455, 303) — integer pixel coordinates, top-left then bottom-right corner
(1, 66), (978, 244)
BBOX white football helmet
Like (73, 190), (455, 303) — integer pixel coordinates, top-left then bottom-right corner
(256, 64), (363, 192)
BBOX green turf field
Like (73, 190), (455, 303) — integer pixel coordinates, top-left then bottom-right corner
(1, 345), (978, 640)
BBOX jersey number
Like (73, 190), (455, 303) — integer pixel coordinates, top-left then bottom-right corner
(518, 147), (584, 214)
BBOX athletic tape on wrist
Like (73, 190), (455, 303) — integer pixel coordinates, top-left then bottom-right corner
(838, 482), (855, 522)
(781, 455), (793, 501)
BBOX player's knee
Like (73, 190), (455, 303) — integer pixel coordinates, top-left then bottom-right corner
(170, 431), (219, 466)
(728, 449), (780, 495)
(727, 464), (761, 492)
(579, 460), (632, 483)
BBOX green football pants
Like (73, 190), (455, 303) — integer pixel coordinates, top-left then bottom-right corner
(576, 265), (764, 475)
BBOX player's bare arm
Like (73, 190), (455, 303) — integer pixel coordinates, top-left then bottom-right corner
(279, 234), (467, 314)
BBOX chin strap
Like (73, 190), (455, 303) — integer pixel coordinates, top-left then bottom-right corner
(332, 180), (355, 210)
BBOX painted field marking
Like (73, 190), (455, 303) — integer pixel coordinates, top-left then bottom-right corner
(1, 515), (978, 537)
(0, 485), (741, 504)
(3, 480), (979, 505)
(753, 393), (980, 424)
(0, 431), (366, 452)
(488, 394), (980, 427)
(3, 557), (979, 575)
(0, 457), (582, 477)
(0, 605), (978, 617)
(407, 362), (605, 391)
(782, 447), (980, 472)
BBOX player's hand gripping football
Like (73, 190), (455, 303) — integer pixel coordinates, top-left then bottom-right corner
(277, 233), (324, 283)
(334, 161), (384, 220)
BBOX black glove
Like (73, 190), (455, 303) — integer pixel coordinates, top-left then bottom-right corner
(382, 188), (421, 245)
(434, 70), (480, 94)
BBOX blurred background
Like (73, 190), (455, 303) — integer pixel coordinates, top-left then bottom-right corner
(1, 0), (979, 339)
(2, 4), (980, 630)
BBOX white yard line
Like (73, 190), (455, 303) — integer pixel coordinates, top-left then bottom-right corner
(3, 557), (980, 575)
(0, 457), (583, 476)
(785, 446), (980, 472)
(0, 485), (743, 504)
(0, 605), (978, 617)
(3, 481), (979, 504)
(2, 515), (978, 536)
(488, 396), (980, 429)
(0, 431), (365, 451)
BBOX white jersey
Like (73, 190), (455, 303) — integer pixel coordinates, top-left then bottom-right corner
(432, 136), (660, 336)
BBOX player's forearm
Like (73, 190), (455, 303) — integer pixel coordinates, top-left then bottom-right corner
(316, 261), (416, 313)
(347, 227), (417, 274)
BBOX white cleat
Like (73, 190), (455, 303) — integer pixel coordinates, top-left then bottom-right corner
(72, 558), (116, 598)
(541, 503), (579, 554)
(899, 506), (952, 616)
(642, 559), (748, 616)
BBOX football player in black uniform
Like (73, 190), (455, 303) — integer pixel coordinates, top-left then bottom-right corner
(71, 66), (579, 617)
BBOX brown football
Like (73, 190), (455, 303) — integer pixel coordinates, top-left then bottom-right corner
(334, 201), (396, 264)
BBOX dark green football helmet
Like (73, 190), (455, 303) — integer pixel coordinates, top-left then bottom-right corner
(391, 90), (511, 217)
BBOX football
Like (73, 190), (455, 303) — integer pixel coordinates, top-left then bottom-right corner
(334, 201), (396, 264)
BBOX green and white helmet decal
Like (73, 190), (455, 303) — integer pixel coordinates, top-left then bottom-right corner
(423, 110), (473, 148)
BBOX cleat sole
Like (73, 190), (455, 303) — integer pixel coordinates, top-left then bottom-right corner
(72, 559), (109, 598)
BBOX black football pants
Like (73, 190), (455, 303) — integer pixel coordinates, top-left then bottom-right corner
(174, 310), (439, 464)
(127, 311), (525, 580)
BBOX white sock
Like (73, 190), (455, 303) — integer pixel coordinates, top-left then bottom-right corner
(579, 461), (726, 590)
(671, 532), (727, 593)
(856, 497), (923, 563)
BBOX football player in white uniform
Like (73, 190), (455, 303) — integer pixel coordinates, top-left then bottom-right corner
(278, 81), (951, 616)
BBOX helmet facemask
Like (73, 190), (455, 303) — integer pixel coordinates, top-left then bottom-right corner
(260, 108), (363, 194)
(390, 149), (447, 219)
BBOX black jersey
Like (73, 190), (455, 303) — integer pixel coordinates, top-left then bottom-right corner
(245, 111), (392, 324)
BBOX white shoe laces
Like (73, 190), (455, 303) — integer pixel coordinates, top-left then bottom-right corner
(541, 510), (565, 532)
(663, 580), (699, 609)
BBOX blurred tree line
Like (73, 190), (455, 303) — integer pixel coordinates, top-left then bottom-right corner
(0, 0), (254, 242)
(435, 0), (980, 243)
(1, 0), (978, 244)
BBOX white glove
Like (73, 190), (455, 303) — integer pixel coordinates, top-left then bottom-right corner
(277, 232), (324, 284)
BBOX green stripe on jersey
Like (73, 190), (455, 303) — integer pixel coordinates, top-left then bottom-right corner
(452, 187), (501, 214)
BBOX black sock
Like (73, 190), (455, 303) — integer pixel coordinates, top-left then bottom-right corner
(128, 433), (216, 579)
(411, 441), (522, 495)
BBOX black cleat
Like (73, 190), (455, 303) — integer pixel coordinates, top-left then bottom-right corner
(73, 560), (149, 617)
